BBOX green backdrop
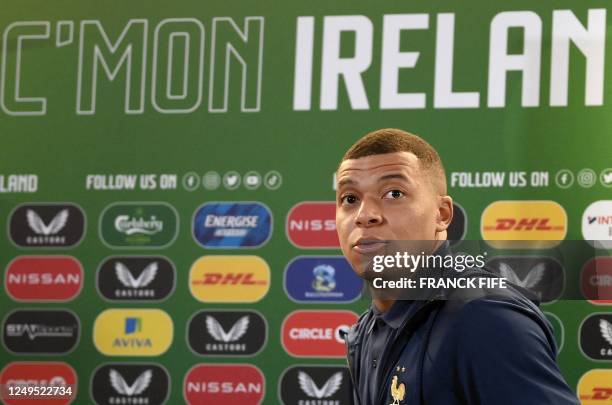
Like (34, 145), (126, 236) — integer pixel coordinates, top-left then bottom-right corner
(1, 1), (611, 403)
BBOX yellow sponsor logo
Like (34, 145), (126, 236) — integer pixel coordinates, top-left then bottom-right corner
(481, 200), (567, 248)
(93, 309), (173, 356)
(577, 369), (612, 403)
(189, 255), (270, 303)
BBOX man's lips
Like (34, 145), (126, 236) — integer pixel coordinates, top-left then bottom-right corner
(352, 239), (388, 254)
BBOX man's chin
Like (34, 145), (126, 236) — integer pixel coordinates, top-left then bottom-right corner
(350, 259), (378, 282)
(352, 258), (376, 278)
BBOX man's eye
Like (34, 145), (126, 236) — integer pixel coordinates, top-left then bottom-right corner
(341, 194), (357, 205)
(383, 190), (404, 199)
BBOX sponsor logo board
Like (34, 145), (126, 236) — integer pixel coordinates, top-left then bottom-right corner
(8, 203), (85, 248)
(5, 256), (83, 302)
(189, 256), (270, 303)
(96, 256), (175, 301)
(480, 201), (567, 248)
(183, 364), (264, 405)
(279, 365), (353, 405)
(90, 363), (170, 405)
(93, 309), (173, 356)
(281, 310), (358, 358)
(192, 202), (272, 248)
(286, 202), (338, 248)
(284, 256), (362, 303)
(99, 202), (178, 248)
(187, 310), (267, 356)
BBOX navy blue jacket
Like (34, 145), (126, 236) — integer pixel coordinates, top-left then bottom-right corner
(344, 245), (580, 405)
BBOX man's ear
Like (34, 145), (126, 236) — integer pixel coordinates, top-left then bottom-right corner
(435, 195), (453, 232)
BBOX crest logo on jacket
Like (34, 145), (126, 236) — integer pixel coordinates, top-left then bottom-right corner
(389, 366), (407, 405)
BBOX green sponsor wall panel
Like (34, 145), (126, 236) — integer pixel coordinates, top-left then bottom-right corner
(1, 0), (611, 403)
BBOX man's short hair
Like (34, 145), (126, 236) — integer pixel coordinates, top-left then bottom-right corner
(341, 128), (447, 194)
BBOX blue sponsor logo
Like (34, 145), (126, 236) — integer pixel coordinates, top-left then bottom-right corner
(192, 202), (272, 248)
(124, 317), (141, 334)
(284, 256), (362, 303)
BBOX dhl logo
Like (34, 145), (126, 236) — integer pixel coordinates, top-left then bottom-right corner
(580, 387), (612, 401)
(191, 272), (267, 285)
(577, 370), (612, 404)
(481, 201), (567, 248)
(486, 218), (564, 231)
(189, 256), (270, 303)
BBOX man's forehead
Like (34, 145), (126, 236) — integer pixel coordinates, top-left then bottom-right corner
(337, 152), (420, 174)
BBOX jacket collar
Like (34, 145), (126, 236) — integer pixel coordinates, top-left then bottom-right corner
(369, 240), (451, 330)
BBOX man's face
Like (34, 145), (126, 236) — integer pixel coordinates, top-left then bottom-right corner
(335, 151), (451, 277)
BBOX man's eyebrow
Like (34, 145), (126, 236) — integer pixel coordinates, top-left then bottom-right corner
(337, 178), (356, 188)
(378, 173), (411, 182)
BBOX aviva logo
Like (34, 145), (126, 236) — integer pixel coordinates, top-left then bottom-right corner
(125, 317), (142, 334)
(93, 309), (173, 356)
(189, 256), (270, 303)
(481, 200), (567, 248)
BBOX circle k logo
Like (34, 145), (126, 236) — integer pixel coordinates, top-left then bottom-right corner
(581, 257), (612, 305)
(183, 364), (265, 405)
(281, 310), (358, 358)
(0, 361), (77, 405)
(286, 202), (339, 248)
(5, 256), (83, 302)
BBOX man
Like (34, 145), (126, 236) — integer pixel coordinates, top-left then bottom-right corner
(336, 128), (579, 405)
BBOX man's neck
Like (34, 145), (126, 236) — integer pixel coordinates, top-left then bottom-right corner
(371, 238), (448, 313)
(373, 298), (395, 313)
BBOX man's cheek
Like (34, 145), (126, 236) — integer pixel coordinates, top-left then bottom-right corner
(336, 225), (352, 257)
(337, 233), (351, 256)
(335, 216), (348, 237)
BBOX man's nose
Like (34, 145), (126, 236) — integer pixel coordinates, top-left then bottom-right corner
(355, 198), (383, 227)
